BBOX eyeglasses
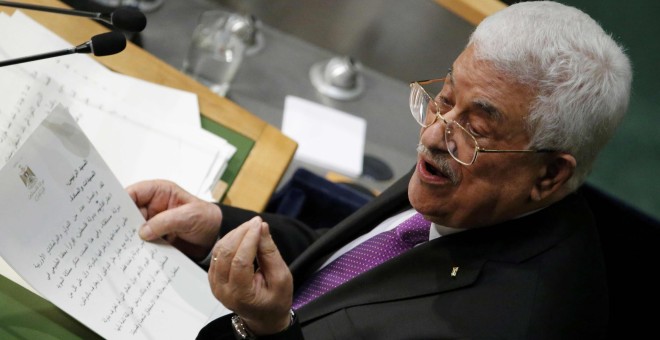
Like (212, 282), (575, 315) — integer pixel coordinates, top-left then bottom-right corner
(409, 78), (552, 165)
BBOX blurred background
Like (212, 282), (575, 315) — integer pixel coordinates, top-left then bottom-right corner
(70, 0), (660, 220)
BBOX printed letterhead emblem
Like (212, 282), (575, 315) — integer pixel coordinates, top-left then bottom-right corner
(17, 164), (45, 201)
(20, 166), (37, 189)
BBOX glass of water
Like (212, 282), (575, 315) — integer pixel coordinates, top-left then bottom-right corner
(182, 10), (255, 97)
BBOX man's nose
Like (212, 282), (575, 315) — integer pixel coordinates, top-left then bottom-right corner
(420, 114), (448, 151)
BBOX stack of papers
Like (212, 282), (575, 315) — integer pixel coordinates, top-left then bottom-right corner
(0, 10), (236, 201)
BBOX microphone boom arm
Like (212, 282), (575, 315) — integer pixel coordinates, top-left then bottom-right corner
(0, 1), (100, 19)
(0, 1), (146, 32)
(0, 47), (75, 67)
(0, 32), (126, 67)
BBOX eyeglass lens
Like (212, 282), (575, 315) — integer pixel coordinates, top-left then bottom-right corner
(410, 82), (477, 165)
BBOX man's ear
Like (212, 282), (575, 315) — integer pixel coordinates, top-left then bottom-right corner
(530, 153), (577, 201)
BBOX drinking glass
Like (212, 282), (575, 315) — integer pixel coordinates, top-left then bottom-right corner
(182, 10), (255, 97)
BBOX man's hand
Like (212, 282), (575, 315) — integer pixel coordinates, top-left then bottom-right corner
(209, 216), (293, 336)
(126, 180), (222, 261)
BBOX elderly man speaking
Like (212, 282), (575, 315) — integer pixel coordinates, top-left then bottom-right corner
(128, 1), (631, 338)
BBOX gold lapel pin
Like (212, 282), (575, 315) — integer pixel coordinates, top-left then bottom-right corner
(451, 266), (459, 278)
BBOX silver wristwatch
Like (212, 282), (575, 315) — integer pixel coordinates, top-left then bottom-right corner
(231, 310), (296, 339)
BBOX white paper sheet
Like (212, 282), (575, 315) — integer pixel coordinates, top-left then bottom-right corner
(0, 69), (234, 200)
(0, 105), (229, 339)
(0, 11), (201, 129)
(282, 95), (366, 177)
(0, 11), (238, 200)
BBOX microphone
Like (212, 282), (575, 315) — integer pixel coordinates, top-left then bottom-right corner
(0, 1), (147, 32)
(0, 31), (127, 67)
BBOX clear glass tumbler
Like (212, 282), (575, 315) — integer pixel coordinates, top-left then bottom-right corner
(182, 10), (254, 97)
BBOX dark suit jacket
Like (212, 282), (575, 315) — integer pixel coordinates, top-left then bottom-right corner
(199, 172), (609, 339)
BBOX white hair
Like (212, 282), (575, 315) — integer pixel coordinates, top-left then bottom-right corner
(468, 1), (632, 191)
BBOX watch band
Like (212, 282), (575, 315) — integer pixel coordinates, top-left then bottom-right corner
(231, 309), (296, 339)
(231, 314), (255, 339)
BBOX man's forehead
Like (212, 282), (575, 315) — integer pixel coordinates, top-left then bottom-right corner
(446, 65), (505, 122)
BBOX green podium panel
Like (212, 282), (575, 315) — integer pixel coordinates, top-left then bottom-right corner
(0, 275), (101, 340)
(201, 115), (255, 200)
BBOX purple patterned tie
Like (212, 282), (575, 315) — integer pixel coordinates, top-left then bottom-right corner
(292, 212), (431, 310)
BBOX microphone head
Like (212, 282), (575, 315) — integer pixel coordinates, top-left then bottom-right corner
(90, 32), (127, 56)
(110, 7), (147, 33)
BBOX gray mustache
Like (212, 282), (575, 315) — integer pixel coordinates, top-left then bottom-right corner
(416, 144), (460, 185)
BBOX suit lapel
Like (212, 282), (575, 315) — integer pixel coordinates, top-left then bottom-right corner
(293, 193), (588, 323)
(295, 229), (491, 323)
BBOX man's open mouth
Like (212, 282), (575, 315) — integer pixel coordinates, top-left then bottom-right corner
(416, 144), (459, 185)
(424, 160), (445, 178)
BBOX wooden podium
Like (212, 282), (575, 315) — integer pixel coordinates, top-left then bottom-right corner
(1, 0), (297, 213)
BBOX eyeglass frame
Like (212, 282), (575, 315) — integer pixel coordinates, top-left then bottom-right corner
(409, 78), (553, 165)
